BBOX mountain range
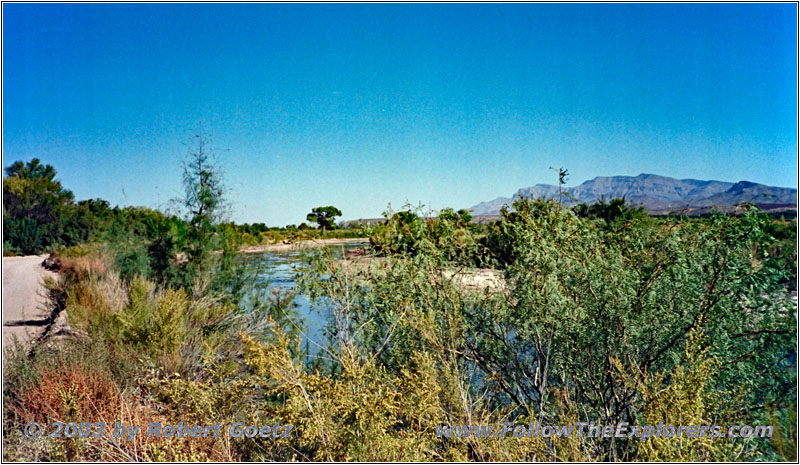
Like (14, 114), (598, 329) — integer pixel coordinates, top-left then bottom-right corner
(469, 174), (797, 215)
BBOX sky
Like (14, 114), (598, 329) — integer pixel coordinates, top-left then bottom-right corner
(3, 3), (797, 225)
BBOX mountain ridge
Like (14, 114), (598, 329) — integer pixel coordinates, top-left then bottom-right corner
(469, 173), (797, 215)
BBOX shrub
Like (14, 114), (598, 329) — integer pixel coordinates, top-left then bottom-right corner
(11, 362), (120, 425)
(303, 196), (796, 460)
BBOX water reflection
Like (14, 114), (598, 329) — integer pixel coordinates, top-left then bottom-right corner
(241, 242), (367, 355)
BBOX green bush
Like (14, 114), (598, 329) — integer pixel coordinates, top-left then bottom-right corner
(300, 197), (796, 460)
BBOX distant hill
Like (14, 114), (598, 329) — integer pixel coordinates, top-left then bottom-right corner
(469, 174), (797, 215)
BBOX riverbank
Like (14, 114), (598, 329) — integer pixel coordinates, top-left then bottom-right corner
(240, 237), (368, 254)
(338, 255), (506, 293)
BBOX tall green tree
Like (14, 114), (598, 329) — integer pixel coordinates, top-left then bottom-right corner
(173, 134), (233, 292)
(306, 206), (342, 230)
(3, 158), (75, 254)
(4, 158), (58, 180)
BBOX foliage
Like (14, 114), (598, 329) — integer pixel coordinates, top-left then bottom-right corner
(619, 325), (745, 461)
(549, 166), (569, 208)
(2, 157), (796, 461)
(369, 206), (489, 266)
(300, 196), (796, 461)
(3, 159), (76, 254)
(572, 196), (647, 223)
(306, 206), (343, 230)
(169, 134), (239, 295)
(438, 207), (472, 224)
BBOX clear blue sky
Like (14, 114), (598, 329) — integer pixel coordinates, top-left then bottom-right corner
(3, 3), (797, 225)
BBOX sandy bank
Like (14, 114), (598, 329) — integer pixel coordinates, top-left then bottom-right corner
(240, 237), (369, 254)
(338, 256), (506, 293)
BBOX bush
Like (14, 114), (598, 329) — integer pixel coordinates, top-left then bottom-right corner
(300, 196), (796, 461)
(4, 178), (795, 460)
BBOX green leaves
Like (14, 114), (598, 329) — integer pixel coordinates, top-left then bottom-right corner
(300, 196), (796, 460)
(3, 160), (76, 254)
(306, 206), (343, 230)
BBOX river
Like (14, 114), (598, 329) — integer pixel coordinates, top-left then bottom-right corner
(241, 241), (368, 355)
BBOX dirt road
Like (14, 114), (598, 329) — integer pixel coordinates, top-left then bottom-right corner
(2, 255), (57, 348)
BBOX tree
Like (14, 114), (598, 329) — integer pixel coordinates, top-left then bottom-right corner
(456, 208), (472, 224)
(174, 134), (231, 292)
(180, 135), (226, 225)
(549, 166), (569, 209)
(306, 206), (342, 230)
(3, 158), (75, 254)
(438, 208), (460, 222)
(438, 208), (472, 225)
(572, 197), (646, 223)
(4, 158), (57, 181)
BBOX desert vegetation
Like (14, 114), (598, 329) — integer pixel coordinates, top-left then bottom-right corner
(2, 153), (797, 461)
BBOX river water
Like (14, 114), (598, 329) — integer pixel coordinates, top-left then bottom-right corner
(241, 242), (367, 354)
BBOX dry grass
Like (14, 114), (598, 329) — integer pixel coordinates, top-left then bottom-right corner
(10, 362), (121, 425)
(57, 255), (109, 278)
(5, 360), (232, 461)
